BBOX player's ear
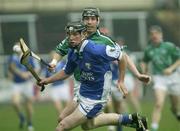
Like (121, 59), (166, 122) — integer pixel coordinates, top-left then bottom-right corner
(97, 17), (100, 25)
(82, 31), (87, 39)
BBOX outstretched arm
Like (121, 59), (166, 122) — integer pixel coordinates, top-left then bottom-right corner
(39, 70), (70, 85)
(164, 59), (180, 75)
(117, 53), (128, 97)
(125, 53), (150, 84)
(10, 63), (31, 79)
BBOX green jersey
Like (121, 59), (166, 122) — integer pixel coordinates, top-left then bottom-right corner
(143, 41), (180, 74)
(55, 30), (116, 81)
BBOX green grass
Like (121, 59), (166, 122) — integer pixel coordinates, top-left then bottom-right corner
(0, 101), (179, 131)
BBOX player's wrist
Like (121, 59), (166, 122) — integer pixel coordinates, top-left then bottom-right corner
(50, 59), (57, 66)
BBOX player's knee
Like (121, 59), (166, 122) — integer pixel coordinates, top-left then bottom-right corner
(155, 102), (163, 110)
(81, 124), (90, 130)
(81, 121), (94, 130)
(56, 121), (69, 131)
(12, 99), (19, 106)
(58, 115), (63, 123)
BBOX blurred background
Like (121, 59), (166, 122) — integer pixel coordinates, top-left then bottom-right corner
(0, 0), (179, 131)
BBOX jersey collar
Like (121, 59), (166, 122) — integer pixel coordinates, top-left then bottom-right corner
(79, 40), (88, 52)
(87, 29), (100, 39)
(151, 41), (163, 47)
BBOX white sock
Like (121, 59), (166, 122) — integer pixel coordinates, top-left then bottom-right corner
(108, 126), (115, 131)
(151, 123), (159, 130)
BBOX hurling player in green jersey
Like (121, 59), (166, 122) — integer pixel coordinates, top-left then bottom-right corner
(142, 25), (180, 131)
(49, 7), (151, 123)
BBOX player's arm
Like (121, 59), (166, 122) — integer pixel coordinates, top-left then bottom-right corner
(49, 51), (63, 70)
(141, 49), (149, 74)
(98, 44), (128, 96)
(164, 44), (180, 75)
(117, 53), (128, 97)
(39, 70), (70, 85)
(107, 38), (150, 83)
(125, 53), (140, 76)
(125, 52), (150, 83)
(49, 38), (69, 70)
(104, 36), (148, 80)
(164, 59), (180, 75)
(39, 51), (77, 86)
(9, 63), (31, 79)
(140, 61), (148, 74)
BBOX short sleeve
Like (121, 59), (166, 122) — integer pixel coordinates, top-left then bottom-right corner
(55, 38), (70, 56)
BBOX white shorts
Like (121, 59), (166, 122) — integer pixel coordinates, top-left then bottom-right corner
(111, 74), (135, 101)
(12, 80), (34, 98)
(50, 82), (71, 101)
(153, 71), (180, 95)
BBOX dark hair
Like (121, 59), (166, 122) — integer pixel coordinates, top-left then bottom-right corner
(149, 25), (162, 33)
(65, 21), (86, 33)
(82, 7), (100, 18)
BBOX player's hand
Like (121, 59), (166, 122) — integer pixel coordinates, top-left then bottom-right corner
(137, 74), (151, 84)
(117, 81), (128, 98)
(37, 78), (49, 86)
(48, 59), (58, 72)
(35, 84), (45, 92)
(21, 72), (32, 79)
(48, 63), (56, 72)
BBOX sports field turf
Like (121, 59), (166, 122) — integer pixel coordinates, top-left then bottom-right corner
(0, 101), (179, 131)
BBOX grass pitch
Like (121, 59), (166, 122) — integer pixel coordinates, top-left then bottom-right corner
(0, 101), (179, 131)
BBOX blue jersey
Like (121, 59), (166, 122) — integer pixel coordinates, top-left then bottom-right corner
(8, 54), (36, 83)
(64, 40), (122, 100)
(45, 60), (66, 86)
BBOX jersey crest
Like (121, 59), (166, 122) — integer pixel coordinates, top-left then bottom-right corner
(85, 62), (91, 70)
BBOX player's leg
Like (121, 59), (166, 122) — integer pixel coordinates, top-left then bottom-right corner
(169, 94), (180, 121)
(58, 99), (78, 122)
(81, 112), (119, 130)
(111, 84), (126, 131)
(81, 112), (148, 131)
(129, 91), (141, 112)
(58, 79), (80, 122)
(151, 88), (166, 131)
(11, 83), (25, 129)
(50, 86), (64, 114)
(53, 99), (63, 114)
(113, 99), (126, 131)
(58, 81), (72, 114)
(150, 75), (167, 131)
(56, 107), (87, 131)
(79, 93), (147, 130)
(24, 81), (35, 131)
(125, 74), (141, 112)
(105, 98), (116, 131)
(25, 98), (34, 131)
(114, 100), (126, 113)
(168, 71), (180, 121)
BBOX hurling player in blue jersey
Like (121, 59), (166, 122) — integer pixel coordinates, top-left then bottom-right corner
(8, 43), (40, 131)
(49, 8), (151, 127)
(39, 21), (148, 131)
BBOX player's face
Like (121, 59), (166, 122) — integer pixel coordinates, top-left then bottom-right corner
(150, 30), (163, 44)
(67, 32), (82, 48)
(83, 16), (98, 33)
